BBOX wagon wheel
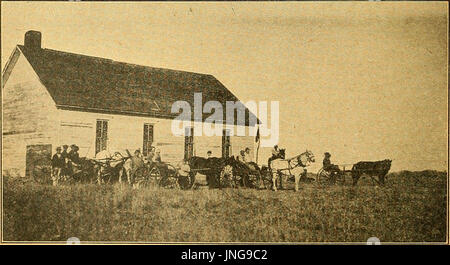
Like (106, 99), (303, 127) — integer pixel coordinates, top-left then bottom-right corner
(258, 169), (273, 190)
(245, 172), (260, 189)
(316, 168), (332, 184)
(32, 160), (52, 185)
(219, 165), (234, 188)
(159, 165), (180, 189)
(335, 171), (346, 185)
(137, 165), (161, 188)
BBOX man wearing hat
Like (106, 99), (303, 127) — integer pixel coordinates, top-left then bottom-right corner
(68, 145), (80, 164)
(61, 145), (69, 160)
(323, 152), (340, 176)
(67, 144), (81, 177)
(268, 145), (281, 169)
(51, 147), (65, 186)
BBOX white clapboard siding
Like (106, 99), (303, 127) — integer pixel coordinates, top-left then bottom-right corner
(2, 52), (58, 176)
(58, 110), (255, 165)
(57, 110), (189, 165)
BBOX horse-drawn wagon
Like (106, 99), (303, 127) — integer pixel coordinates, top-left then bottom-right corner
(316, 159), (392, 186)
(316, 164), (352, 185)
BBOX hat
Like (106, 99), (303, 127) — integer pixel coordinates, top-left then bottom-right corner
(62, 145), (68, 149)
(324, 152), (331, 157)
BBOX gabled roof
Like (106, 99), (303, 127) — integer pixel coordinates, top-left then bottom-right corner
(14, 45), (258, 126)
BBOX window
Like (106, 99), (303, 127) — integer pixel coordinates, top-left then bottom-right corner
(184, 127), (194, 160)
(95, 120), (108, 154)
(143, 123), (154, 156)
(222, 129), (231, 158)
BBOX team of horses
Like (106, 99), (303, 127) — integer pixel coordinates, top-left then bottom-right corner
(66, 148), (391, 190)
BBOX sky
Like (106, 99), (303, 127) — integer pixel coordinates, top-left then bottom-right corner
(1, 2), (448, 172)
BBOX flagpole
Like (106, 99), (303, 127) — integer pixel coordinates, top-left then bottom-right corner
(255, 125), (260, 166)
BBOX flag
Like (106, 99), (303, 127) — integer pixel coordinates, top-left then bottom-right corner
(255, 126), (260, 144)
(254, 126), (260, 165)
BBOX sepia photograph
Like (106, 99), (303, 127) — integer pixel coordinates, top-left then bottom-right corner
(0, 1), (448, 246)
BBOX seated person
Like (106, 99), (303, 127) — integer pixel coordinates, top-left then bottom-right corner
(268, 145), (281, 168)
(323, 152), (340, 175)
(131, 149), (144, 168)
(154, 149), (162, 163)
(146, 147), (155, 163)
(238, 150), (246, 163)
(243, 147), (252, 163)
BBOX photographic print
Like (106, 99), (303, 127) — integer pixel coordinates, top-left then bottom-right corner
(1, 1), (448, 245)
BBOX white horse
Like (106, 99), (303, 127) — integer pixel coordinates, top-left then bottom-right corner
(270, 150), (315, 192)
(94, 150), (131, 184)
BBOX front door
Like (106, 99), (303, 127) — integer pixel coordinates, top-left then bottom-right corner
(95, 119), (108, 154)
(25, 144), (52, 183)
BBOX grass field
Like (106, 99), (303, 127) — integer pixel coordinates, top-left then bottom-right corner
(2, 171), (447, 243)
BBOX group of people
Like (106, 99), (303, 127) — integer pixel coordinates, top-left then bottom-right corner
(51, 144), (81, 186)
(127, 145), (164, 177)
(204, 147), (252, 163)
(50, 141), (341, 186)
(132, 145), (162, 164)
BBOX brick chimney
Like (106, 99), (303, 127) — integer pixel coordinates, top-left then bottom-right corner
(24, 30), (41, 50)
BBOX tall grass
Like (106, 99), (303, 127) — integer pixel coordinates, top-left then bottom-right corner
(2, 171), (447, 242)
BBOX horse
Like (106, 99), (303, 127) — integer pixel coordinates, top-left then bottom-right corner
(188, 156), (226, 188)
(269, 150), (315, 191)
(351, 159), (392, 185)
(70, 157), (97, 183)
(93, 150), (129, 184)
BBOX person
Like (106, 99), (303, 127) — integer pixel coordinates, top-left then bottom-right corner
(206, 151), (212, 158)
(66, 144), (81, 177)
(268, 145), (281, 169)
(129, 149), (144, 184)
(68, 144), (81, 165)
(154, 149), (162, 163)
(61, 145), (69, 177)
(178, 158), (191, 185)
(243, 147), (252, 163)
(51, 147), (65, 186)
(146, 146), (156, 163)
(323, 152), (340, 176)
(131, 149), (144, 169)
(61, 145), (69, 160)
(238, 150), (246, 162)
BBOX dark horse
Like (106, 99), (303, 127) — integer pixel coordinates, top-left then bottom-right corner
(188, 156), (228, 188)
(351, 159), (392, 185)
